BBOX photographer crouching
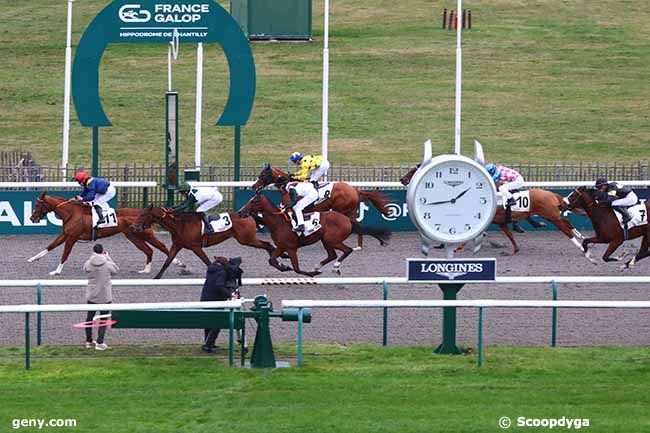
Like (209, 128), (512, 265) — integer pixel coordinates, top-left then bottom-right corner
(200, 256), (243, 353)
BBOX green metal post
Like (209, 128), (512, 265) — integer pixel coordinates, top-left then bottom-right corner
(477, 307), (484, 367)
(551, 280), (558, 348)
(434, 283), (463, 355)
(297, 308), (304, 366)
(228, 309), (235, 367)
(240, 323), (246, 367)
(382, 281), (388, 346)
(36, 284), (42, 346)
(91, 127), (99, 177)
(143, 187), (149, 208)
(233, 125), (241, 211)
(25, 313), (31, 370)
(250, 295), (276, 368)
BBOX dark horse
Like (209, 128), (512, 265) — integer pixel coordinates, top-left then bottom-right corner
(134, 207), (279, 279)
(400, 165), (585, 255)
(560, 186), (650, 269)
(239, 192), (391, 277)
(28, 192), (179, 275)
(251, 164), (391, 249)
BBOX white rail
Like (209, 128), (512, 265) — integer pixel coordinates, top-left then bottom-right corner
(189, 180), (650, 189)
(0, 182), (157, 188)
(0, 300), (242, 314)
(282, 299), (650, 309)
(2, 276), (650, 288)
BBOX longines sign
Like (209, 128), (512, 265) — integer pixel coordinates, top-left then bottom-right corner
(407, 258), (497, 282)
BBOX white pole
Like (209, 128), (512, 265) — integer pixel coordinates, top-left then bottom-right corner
(61, 0), (74, 181)
(167, 44), (172, 92)
(321, 0), (330, 163)
(194, 43), (203, 169)
(453, 0), (462, 155)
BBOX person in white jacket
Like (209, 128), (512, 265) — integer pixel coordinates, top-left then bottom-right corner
(83, 243), (119, 350)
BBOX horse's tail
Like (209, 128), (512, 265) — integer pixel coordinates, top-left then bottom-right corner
(552, 192), (587, 217)
(351, 221), (392, 246)
(358, 190), (391, 216)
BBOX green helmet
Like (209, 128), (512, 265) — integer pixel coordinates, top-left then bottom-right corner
(177, 182), (192, 192)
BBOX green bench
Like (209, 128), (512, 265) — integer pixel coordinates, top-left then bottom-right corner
(111, 296), (311, 368)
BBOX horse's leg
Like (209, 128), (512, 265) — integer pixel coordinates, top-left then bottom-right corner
(622, 234), (650, 270)
(154, 244), (182, 279)
(268, 247), (292, 272)
(602, 239), (625, 262)
(580, 237), (602, 264)
(314, 240), (338, 273)
(49, 237), (77, 275)
(189, 246), (211, 266)
(286, 248), (320, 277)
(28, 232), (66, 262)
(329, 242), (354, 275)
(545, 217), (585, 252)
(124, 232), (154, 274)
(140, 230), (185, 268)
(349, 211), (363, 251)
(498, 224), (520, 255)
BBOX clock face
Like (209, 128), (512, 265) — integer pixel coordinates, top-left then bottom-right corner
(407, 155), (497, 244)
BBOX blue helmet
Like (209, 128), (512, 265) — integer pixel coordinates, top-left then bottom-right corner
(485, 163), (497, 175)
(289, 152), (303, 163)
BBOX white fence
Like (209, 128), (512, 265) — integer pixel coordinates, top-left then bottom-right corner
(0, 181), (157, 188)
(188, 181), (650, 189)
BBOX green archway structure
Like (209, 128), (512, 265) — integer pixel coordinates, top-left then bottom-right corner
(71, 0), (256, 177)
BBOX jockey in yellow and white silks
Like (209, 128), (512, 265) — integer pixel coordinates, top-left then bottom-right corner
(289, 152), (330, 187)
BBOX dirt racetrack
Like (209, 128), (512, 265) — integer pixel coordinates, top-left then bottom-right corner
(1, 230), (649, 349)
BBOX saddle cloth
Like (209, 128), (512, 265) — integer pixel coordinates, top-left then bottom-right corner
(497, 190), (531, 212)
(289, 211), (322, 236)
(200, 212), (233, 235)
(614, 203), (648, 229)
(91, 205), (118, 228)
(314, 182), (334, 205)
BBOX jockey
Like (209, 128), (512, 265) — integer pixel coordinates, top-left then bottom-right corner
(485, 163), (525, 233)
(73, 171), (115, 226)
(594, 178), (637, 223)
(171, 183), (223, 234)
(275, 176), (318, 234)
(289, 152), (331, 188)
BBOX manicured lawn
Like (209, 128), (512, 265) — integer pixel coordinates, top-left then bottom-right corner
(1, 1), (649, 166)
(1, 344), (649, 432)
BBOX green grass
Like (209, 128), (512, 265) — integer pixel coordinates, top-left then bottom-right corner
(1, 1), (650, 166)
(1, 344), (649, 432)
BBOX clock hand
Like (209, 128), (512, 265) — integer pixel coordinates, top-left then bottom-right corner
(425, 199), (452, 205)
(453, 187), (472, 201)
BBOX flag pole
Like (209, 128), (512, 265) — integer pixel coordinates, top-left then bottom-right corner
(453, 0), (463, 155)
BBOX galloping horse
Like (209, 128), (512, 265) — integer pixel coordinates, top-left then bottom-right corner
(239, 193), (391, 277)
(400, 165), (584, 254)
(133, 207), (280, 279)
(28, 192), (176, 275)
(560, 186), (650, 269)
(251, 164), (391, 249)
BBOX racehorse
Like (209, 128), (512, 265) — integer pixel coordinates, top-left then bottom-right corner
(238, 192), (391, 277)
(400, 165), (584, 255)
(251, 164), (391, 249)
(28, 192), (178, 275)
(560, 186), (650, 269)
(133, 207), (280, 279)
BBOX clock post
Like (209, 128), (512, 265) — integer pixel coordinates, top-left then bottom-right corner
(435, 281), (464, 354)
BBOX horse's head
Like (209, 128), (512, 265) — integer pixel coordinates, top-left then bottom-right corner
(252, 164), (275, 192)
(132, 206), (162, 232)
(30, 192), (53, 223)
(561, 186), (593, 211)
(400, 164), (420, 186)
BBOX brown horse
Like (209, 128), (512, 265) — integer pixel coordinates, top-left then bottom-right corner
(239, 192), (391, 277)
(251, 164), (391, 249)
(400, 165), (584, 255)
(561, 186), (650, 269)
(28, 192), (177, 275)
(133, 207), (279, 279)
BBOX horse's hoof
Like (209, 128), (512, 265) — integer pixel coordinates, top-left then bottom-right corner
(332, 268), (342, 275)
(48, 271), (60, 276)
(179, 269), (192, 276)
(172, 258), (186, 268)
(353, 246), (362, 251)
(137, 269), (151, 274)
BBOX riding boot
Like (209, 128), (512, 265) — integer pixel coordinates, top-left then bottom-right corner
(505, 205), (513, 224)
(311, 180), (319, 189)
(201, 213), (214, 235)
(294, 211), (306, 235)
(614, 206), (632, 224)
(93, 205), (104, 227)
(511, 221), (525, 233)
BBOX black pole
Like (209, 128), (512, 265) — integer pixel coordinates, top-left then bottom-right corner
(448, 10), (454, 31)
(442, 8), (447, 29)
(468, 10), (472, 30)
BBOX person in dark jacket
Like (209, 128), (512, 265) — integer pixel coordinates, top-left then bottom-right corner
(201, 256), (243, 353)
(594, 178), (638, 223)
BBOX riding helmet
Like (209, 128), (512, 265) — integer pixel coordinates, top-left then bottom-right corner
(485, 163), (497, 174)
(595, 178), (608, 188)
(289, 152), (303, 163)
(177, 182), (192, 192)
(73, 171), (90, 183)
